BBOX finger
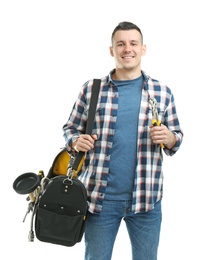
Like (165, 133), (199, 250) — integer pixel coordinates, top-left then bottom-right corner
(91, 134), (98, 140)
(77, 135), (95, 151)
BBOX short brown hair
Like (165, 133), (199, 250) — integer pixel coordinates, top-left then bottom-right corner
(111, 21), (143, 44)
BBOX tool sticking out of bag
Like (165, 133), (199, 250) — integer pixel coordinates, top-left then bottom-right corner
(149, 97), (164, 149)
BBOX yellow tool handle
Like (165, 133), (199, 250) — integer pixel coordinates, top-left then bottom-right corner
(160, 143), (164, 149)
(151, 119), (165, 148)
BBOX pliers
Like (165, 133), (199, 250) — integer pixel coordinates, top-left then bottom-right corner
(149, 97), (164, 148)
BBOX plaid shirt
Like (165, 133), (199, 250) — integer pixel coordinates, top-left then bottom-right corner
(62, 70), (183, 213)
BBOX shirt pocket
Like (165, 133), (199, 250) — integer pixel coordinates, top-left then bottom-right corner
(87, 104), (106, 137)
(83, 103), (105, 123)
(94, 104), (106, 124)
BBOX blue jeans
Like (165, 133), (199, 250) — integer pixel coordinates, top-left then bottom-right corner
(84, 199), (162, 260)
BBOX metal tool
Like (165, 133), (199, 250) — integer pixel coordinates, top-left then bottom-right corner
(23, 202), (34, 222)
(149, 97), (164, 148)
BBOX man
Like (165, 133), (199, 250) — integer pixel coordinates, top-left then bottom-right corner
(62, 21), (183, 260)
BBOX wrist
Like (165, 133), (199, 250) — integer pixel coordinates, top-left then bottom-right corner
(165, 132), (177, 149)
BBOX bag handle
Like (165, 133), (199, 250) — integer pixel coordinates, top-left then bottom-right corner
(71, 79), (101, 176)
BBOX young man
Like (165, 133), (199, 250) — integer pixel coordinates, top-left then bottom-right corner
(62, 21), (183, 260)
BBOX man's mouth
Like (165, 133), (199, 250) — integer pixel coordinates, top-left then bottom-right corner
(122, 56), (134, 60)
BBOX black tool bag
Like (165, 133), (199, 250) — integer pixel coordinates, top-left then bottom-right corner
(34, 175), (88, 246)
(34, 79), (101, 246)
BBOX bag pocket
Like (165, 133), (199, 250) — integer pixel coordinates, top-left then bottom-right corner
(35, 208), (87, 246)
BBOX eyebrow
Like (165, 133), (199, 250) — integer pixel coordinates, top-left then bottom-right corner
(116, 40), (139, 44)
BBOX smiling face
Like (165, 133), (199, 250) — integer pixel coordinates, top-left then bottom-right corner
(110, 29), (146, 77)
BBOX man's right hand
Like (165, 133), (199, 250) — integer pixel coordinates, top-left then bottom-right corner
(72, 134), (97, 152)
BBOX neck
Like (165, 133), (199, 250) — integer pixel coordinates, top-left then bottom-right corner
(112, 69), (142, 81)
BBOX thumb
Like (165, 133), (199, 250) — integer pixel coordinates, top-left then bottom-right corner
(92, 134), (98, 140)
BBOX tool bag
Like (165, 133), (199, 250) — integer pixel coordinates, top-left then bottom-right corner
(13, 78), (101, 247)
(34, 175), (88, 246)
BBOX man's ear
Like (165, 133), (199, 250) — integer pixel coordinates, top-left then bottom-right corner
(142, 45), (147, 56)
(109, 46), (114, 57)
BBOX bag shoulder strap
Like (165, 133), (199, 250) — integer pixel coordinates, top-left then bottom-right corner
(85, 78), (101, 134)
(72, 78), (101, 173)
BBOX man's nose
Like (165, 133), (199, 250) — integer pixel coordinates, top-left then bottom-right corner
(123, 44), (131, 52)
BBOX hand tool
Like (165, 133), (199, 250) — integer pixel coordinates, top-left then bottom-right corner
(149, 97), (164, 148)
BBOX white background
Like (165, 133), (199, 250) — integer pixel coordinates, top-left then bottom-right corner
(1, 0), (213, 259)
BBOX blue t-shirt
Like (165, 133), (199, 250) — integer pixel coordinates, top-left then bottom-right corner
(105, 75), (143, 200)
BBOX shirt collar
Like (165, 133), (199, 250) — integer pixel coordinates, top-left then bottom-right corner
(107, 69), (149, 90)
